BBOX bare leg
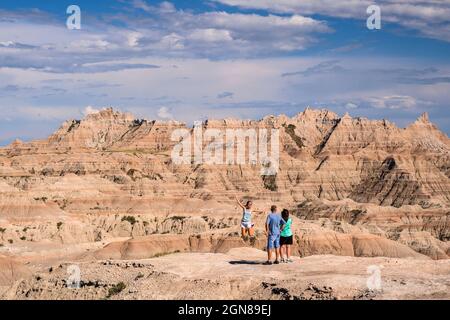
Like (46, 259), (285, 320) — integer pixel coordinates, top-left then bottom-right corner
(287, 245), (291, 259)
(248, 227), (254, 237)
(267, 249), (272, 262)
(275, 247), (280, 262)
(241, 227), (247, 238)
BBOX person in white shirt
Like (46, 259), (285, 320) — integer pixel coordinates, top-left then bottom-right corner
(235, 196), (255, 240)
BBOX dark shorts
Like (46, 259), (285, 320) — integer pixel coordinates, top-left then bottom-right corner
(280, 235), (293, 245)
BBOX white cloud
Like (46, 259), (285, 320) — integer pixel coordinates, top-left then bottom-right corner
(159, 33), (185, 50)
(345, 102), (358, 109)
(0, 4), (332, 69)
(83, 106), (100, 116)
(131, 0), (153, 12)
(159, 1), (176, 13)
(368, 95), (418, 109)
(213, 0), (450, 42)
(127, 32), (142, 47)
(157, 106), (173, 119)
(188, 29), (233, 42)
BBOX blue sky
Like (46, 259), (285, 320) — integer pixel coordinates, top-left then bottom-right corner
(1, 0), (450, 145)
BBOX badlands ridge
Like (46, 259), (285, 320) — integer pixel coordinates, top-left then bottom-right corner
(0, 107), (449, 299)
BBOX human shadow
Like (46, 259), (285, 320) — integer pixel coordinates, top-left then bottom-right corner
(229, 260), (265, 265)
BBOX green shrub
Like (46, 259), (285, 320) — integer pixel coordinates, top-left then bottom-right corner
(284, 124), (304, 148)
(106, 282), (126, 298)
(121, 216), (137, 225)
(262, 174), (278, 192)
(171, 216), (186, 221)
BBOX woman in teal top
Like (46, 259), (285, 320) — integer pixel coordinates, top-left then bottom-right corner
(280, 209), (293, 263)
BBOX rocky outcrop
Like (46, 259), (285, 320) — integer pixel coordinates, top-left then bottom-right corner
(0, 107), (448, 267)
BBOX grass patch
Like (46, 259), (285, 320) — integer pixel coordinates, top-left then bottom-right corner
(106, 282), (126, 298)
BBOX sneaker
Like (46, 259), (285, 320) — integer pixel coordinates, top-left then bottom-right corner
(274, 260), (280, 265)
(287, 258), (294, 263)
(263, 261), (273, 265)
(280, 258), (286, 263)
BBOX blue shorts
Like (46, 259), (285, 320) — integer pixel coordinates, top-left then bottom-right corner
(267, 234), (280, 249)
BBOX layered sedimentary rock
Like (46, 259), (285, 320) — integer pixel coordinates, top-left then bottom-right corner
(0, 107), (448, 265)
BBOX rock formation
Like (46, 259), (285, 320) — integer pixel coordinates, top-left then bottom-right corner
(0, 107), (448, 300)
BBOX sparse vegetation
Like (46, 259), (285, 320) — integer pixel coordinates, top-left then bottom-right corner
(33, 196), (48, 202)
(57, 222), (63, 230)
(152, 250), (180, 258)
(60, 199), (68, 210)
(0, 227), (6, 233)
(284, 124), (305, 148)
(262, 174), (278, 192)
(106, 282), (126, 298)
(121, 216), (137, 225)
(170, 216), (186, 221)
(20, 236), (26, 241)
(8, 239), (13, 244)
(134, 273), (144, 281)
